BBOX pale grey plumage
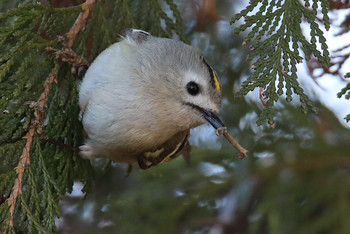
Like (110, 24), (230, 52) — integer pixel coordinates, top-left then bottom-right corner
(79, 29), (223, 169)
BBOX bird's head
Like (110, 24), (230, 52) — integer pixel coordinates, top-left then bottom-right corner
(125, 28), (225, 130)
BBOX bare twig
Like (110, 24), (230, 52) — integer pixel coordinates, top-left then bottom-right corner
(46, 46), (89, 68)
(39, 136), (80, 153)
(7, 69), (58, 227)
(216, 127), (248, 159)
(7, 128), (34, 227)
(66, 0), (99, 48)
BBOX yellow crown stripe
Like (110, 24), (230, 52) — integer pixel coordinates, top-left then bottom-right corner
(202, 58), (221, 94)
(212, 69), (221, 94)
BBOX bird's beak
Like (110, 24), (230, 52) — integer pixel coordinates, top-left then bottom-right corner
(202, 110), (225, 129)
(185, 103), (225, 129)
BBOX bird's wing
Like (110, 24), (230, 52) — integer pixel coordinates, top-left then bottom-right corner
(137, 130), (190, 169)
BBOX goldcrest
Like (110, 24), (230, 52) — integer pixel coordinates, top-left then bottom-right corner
(79, 28), (225, 169)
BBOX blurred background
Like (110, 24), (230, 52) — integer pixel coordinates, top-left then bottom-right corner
(53, 0), (350, 233)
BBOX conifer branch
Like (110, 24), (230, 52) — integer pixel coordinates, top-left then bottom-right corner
(6, 0), (98, 228)
(232, 0), (330, 125)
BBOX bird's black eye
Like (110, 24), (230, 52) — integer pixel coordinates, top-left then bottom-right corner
(186, 81), (200, 96)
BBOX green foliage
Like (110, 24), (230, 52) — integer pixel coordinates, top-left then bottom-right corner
(337, 72), (350, 122)
(231, 0), (330, 125)
(57, 104), (350, 233)
(0, 0), (186, 233)
(0, 2), (91, 232)
(245, 105), (350, 234)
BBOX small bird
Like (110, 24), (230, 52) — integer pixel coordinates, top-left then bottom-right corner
(79, 28), (225, 169)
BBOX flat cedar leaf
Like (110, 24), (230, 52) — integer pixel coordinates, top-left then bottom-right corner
(231, 0), (330, 125)
(345, 114), (350, 122)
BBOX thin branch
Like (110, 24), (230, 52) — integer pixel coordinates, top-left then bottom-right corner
(39, 136), (80, 153)
(66, 0), (99, 48)
(216, 127), (248, 159)
(7, 69), (58, 227)
(46, 45), (89, 68)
